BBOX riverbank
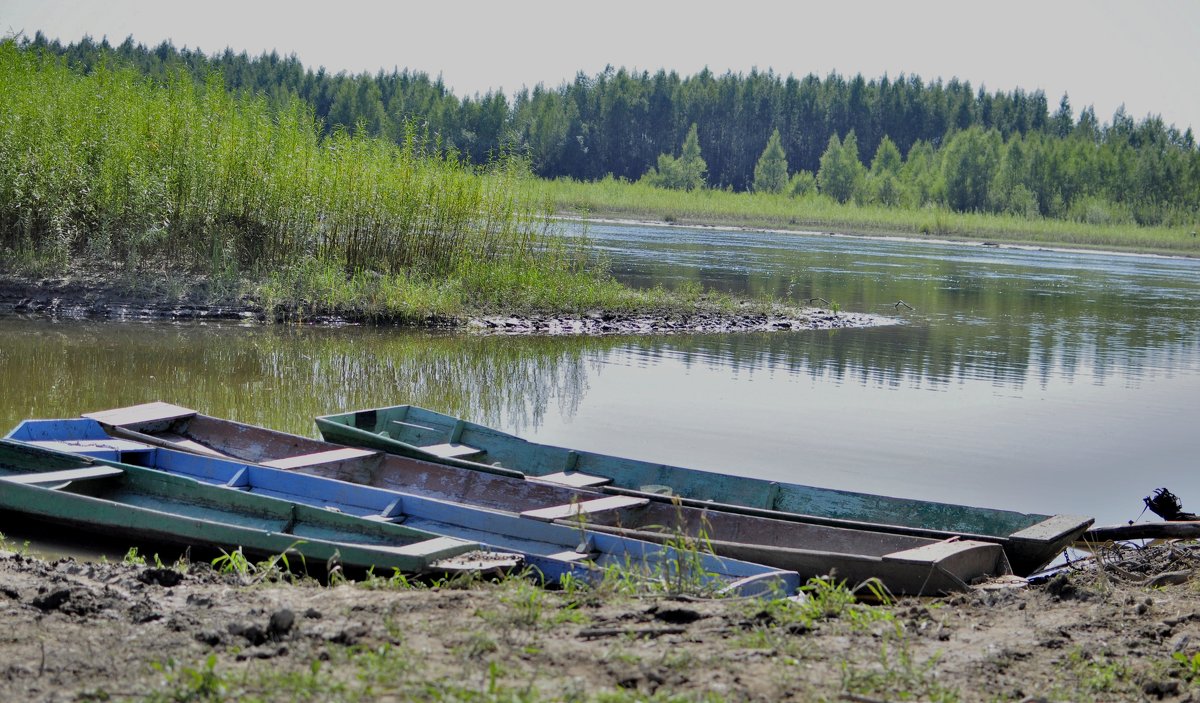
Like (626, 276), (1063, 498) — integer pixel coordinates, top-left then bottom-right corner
(0, 271), (892, 334)
(546, 178), (1200, 258)
(2, 541), (1198, 702)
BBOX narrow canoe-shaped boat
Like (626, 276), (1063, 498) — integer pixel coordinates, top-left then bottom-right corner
(62, 403), (1014, 594)
(0, 439), (484, 575)
(311, 403), (1091, 576)
(8, 418), (800, 597)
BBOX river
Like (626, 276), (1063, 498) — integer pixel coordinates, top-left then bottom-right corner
(2, 222), (1198, 544)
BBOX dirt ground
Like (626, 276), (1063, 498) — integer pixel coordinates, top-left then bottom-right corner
(2, 541), (1200, 702)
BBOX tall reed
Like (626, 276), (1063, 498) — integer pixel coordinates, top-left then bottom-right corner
(0, 41), (566, 283)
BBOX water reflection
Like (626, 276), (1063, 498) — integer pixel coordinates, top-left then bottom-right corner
(582, 222), (1200, 388)
(0, 320), (608, 437)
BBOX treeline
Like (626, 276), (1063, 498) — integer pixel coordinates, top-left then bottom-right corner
(19, 33), (1200, 226)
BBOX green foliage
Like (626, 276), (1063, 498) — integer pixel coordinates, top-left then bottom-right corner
(752, 129), (789, 194)
(18, 34), (1200, 225)
(788, 170), (817, 197)
(817, 132), (865, 203)
(0, 41), (577, 300)
(644, 124), (708, 191)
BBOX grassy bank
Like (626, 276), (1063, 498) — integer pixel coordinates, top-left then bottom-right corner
(1, 41), (737, 321)
(546, 177), (1200, 256)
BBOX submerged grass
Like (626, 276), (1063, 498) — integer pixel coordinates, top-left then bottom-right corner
(546, 176), (1200, 256)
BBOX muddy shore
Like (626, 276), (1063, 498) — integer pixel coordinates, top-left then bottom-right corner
(2, 541), (1199, 702)
(0, 273), (892, 334)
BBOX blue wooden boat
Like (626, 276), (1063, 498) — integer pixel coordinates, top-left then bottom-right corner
(310, 403), (1091, 576)
(0, 439), (484, 575)
(63, 403), (1015, 594)
(8, 418), (801, 596)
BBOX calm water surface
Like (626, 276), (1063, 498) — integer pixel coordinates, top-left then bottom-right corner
(2, 223), (1198, 532)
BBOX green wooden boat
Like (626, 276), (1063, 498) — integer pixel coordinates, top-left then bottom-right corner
(78, 403), (1012, 594)
(314, 404), (1092, 575)
(0, 439), (488, 574)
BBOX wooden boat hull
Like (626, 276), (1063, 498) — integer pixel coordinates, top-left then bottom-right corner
(311, 403), (1091, 575)
(0, 440), (481, 574)
(65, 403), (1015, 594)
(8, 418), (801, 597)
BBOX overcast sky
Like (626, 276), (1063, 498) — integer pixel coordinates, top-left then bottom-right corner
(3, 1), (1198, 132)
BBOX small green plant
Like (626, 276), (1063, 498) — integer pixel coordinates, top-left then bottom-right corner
(148, 654), (225, 702)
(211, 547), (254, 578)
(841, 635), (959, 703)
(1067, 647), (1131, 695)
(123, 547), (147, 566)
(1172, 650), (1200, 680)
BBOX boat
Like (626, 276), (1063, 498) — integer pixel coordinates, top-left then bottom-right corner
(57, 402), (1015, 594)
(7, 417), (800, 597)
(0, 439), (488, 575)
(311, 403), (1092, 576)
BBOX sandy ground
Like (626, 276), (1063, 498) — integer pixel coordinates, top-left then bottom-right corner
(2, 541), (1199, 702)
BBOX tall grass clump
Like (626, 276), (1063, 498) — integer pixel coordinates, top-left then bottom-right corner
(0, 40), (582, 305)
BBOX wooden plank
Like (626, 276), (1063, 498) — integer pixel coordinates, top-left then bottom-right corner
(520, 495), (650, 522)
(881, 539), (995, 565)
(260, 447), (377, 470)
(1009, 514), (1094, 543)
(546, 550), (592, 562)
(421, 443), (485, 460)
(390, 419), (438, 433)
(534, 471), (613, 489)
(0, 466), (124, 485)
(84, 402), (197, 427)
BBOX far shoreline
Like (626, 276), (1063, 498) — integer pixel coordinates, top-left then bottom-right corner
(556, 213), (1200, 262)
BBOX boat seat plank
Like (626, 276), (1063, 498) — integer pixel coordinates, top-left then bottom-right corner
(84, 402), (197, 427)
(520, 495), (650, 522)
(390, 420), (439, 433)
(260, 447), (377, 470)
(1, 466), (124, 485)
(421, 443), (485, 460)
(533, 471), (613, 489)
(546, 550), (592, 562)
(881, 539), (997, 565)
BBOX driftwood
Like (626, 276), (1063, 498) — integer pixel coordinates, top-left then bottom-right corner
(1144, 488), (1199, 521)
(1080, 521), (1200, 543)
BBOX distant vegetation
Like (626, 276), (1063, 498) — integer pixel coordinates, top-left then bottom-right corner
(19, 32), (1199, 232)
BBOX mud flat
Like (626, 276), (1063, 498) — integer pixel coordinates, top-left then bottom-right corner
(2, 542), (1199, 702)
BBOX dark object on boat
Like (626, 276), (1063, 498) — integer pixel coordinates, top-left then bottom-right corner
(1144, 488), (1199, 522)
(313, 403), (1091, 576)
(49, 403), (1020, 594)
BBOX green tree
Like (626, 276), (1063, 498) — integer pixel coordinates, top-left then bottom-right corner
(644, 123), (707, 191)
(817, 132), (863, 203)
(941, 127), (1002, 212)
(752, 129), (789, 193)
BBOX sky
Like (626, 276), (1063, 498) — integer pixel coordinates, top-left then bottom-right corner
(3, 0), (1198, 132)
